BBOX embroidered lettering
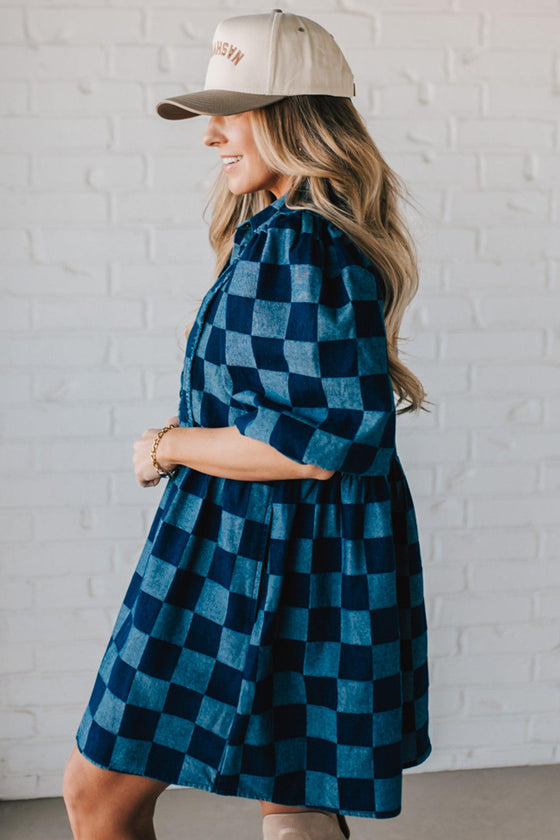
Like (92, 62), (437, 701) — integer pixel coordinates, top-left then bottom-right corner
(211, 40), (245, 65)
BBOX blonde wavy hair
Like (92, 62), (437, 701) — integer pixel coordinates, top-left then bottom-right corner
(202, 95), (431, 415)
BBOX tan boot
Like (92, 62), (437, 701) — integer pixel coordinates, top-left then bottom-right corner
(262, 809), (350, 840)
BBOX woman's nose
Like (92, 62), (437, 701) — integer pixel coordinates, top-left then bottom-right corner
(202, 116), (223, 147)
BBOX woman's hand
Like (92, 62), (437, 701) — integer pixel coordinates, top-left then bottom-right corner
(133, 416), (179, 488)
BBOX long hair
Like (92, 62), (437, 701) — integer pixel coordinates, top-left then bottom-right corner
(204, 95), (431, 415)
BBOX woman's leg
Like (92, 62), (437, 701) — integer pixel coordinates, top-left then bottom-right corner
(63, 746), (169, 840)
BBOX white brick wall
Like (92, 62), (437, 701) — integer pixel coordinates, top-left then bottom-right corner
(1, 0), (559, 799)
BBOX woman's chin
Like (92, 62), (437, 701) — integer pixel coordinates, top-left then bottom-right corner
(228, 183), (253, 197)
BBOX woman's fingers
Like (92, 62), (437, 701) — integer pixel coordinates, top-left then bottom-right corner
(133, 429), (162, 487)
(133, 421), (178, 487)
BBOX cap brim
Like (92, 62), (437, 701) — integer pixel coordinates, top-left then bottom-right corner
(156, 90), (287, 120)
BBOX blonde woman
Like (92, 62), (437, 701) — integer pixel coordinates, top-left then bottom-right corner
(63, 11), (432, 840)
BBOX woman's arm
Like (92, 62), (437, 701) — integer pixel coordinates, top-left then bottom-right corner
(133, 421), (335, 487)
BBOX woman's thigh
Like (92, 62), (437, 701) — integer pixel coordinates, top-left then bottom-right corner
(63, 746), (169, 835)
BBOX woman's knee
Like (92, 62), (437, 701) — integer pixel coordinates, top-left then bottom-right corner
(63, 748), (86, 812)
(62, 747), (103, 825)
(63, 746), (168, 836)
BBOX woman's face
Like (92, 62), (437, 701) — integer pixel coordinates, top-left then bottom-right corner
(202, 111), (293, 199)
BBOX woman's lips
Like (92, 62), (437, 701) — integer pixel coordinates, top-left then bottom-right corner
(222, 155), (242, 170)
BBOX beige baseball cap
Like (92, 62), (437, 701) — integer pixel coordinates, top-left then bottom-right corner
(155, 9), (355, 120)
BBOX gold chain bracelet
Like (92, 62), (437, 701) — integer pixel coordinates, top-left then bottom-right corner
(150, 425), (178, 477)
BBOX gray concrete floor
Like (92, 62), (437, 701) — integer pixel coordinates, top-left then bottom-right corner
(1, 764), (559, 839)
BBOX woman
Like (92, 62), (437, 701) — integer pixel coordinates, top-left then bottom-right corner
(63, 10), (432, 840)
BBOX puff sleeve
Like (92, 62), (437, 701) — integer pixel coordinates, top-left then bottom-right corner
(224, 210), (396, 477)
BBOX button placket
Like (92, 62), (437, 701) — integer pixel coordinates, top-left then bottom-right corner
(180, 262), (237, 428)
(180, 223), (253, 427)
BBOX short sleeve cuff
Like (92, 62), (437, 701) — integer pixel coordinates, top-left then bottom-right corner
(233, 407), (394, 475)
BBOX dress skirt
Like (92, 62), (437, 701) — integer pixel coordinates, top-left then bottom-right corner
(76, 459), (431, 819)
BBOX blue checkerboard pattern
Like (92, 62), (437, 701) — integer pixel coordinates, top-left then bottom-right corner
(76, 194), (431, 819)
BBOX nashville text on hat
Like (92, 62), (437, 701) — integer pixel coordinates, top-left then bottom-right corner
(211, 40), (244, 65)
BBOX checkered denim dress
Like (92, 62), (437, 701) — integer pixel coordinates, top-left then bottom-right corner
(76, 193), (432, 819)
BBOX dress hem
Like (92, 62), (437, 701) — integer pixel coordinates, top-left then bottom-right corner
(75, 737), (432, 820)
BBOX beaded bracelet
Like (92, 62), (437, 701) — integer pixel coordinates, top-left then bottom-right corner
(150, 425), (178, 477)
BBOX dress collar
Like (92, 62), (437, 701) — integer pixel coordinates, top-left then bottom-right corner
(234, 191), (289, 238)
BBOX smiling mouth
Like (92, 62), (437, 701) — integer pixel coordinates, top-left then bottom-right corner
(222, 155), (242, 169)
